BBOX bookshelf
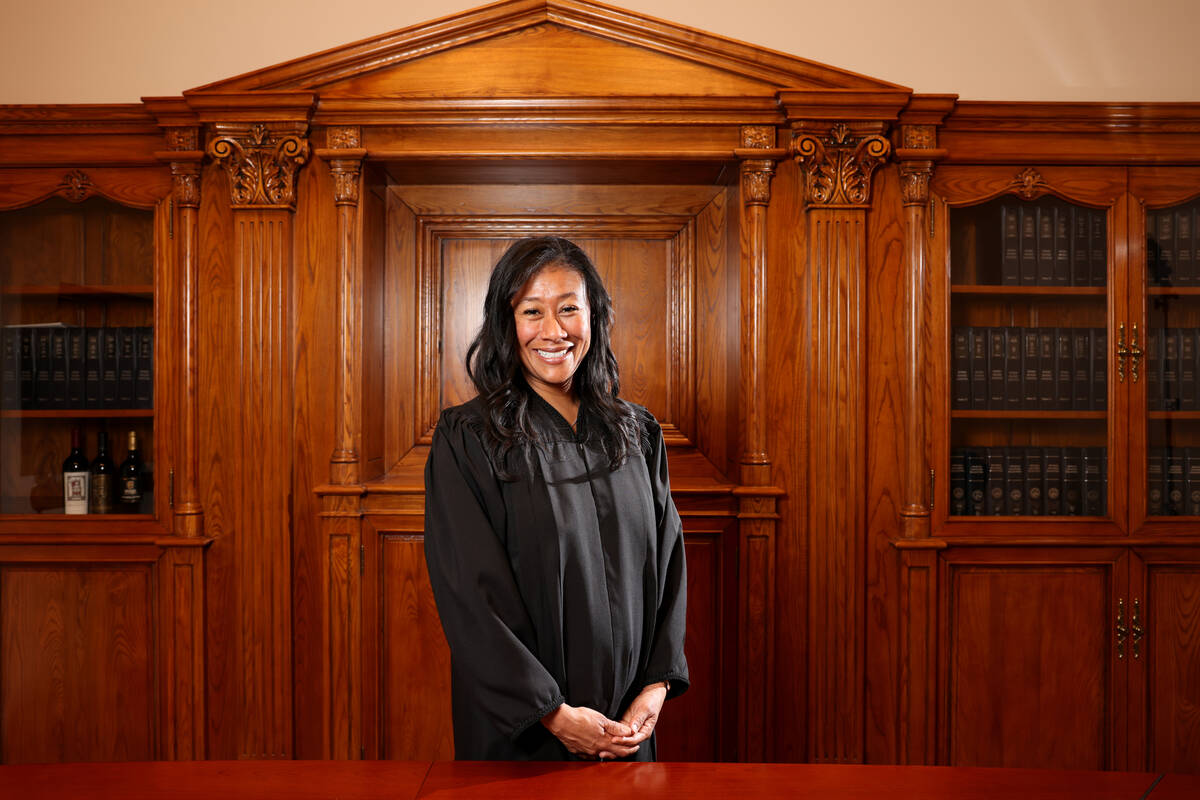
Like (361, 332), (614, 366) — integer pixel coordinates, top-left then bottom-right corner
(0, 196), (156, 516)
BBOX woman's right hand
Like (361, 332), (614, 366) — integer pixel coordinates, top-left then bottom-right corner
(541, 703), (640, 760)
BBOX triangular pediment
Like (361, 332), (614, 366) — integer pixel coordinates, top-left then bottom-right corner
(187, 0), (907, 98)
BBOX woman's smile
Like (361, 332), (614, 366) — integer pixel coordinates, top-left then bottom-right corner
(512, 264), (592, 400)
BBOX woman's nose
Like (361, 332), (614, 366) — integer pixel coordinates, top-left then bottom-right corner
(540, 315), (566, 339)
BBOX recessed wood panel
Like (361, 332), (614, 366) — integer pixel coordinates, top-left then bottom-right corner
(380, 535), (454, 761)
(1147, 565), (1200, 773)
(945, 564), (1111, 769)
(1, 566), (154, 763)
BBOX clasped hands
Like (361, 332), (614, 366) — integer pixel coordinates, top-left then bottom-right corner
(541, 682), (667, 760)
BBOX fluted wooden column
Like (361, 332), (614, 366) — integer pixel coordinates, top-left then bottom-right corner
(207, 121), (309, 759)
(891, 95), (954, 765)
(734, 126), (787, 761)
(793, 118), (891, 763)
(314, 126), (367, 759)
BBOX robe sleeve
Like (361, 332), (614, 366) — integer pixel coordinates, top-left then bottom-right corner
(424, 408), (565, 740)
(641, 413), (690, 698)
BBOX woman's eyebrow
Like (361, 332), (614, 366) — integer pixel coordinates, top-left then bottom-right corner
(516, 291), (580, 303)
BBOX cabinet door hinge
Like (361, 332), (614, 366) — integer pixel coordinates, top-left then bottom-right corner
(360, 544), (365, 576)
(168, 468), (175, 509)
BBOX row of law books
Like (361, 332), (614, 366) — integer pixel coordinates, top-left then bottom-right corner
(996, 202), (1107, 287)
(1145, 328), (1200, 411)
(1148, 447), (1200, 516)
(952, 327), (1107, 411)
(950, 446), (1107, 517)
(0, 325), (153, 410)
(1147, 205), (1200, 286)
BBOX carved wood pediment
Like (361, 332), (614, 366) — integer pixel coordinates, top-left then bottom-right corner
(186, 0), (907, 101)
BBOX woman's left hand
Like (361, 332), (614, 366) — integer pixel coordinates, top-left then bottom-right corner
(612, 682), (668, 747)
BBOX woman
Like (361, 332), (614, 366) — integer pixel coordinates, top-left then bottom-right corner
(424, 236), (688, 761)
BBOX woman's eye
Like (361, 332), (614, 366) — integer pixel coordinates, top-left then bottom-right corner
(560, 305), (578, 314)
(521, 308), (540, 317)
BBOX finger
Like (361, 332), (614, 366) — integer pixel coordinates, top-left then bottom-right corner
(597, 743), (639, 760)
(602, 719), (633, 737)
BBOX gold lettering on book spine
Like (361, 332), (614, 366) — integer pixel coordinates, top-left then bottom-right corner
(208, 123), (310, 209)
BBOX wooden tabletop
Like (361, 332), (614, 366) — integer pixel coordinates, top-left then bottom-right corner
(0, 759), (1186, 799)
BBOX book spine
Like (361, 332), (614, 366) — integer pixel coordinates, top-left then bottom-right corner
(1187, 447), (1200, 516)
(84, 327), (102, 409)
(0, 328), (17, 409)
(967, 448), (987, 516)
(65, 327), (85, 408)
(1063, 448), (1083, 516)
(1044, 447), (1063, 515)
(1183, 328), (1197, 411)
(988, 327), (1006, 408)
(950, 450), (968, 516)
(1052, 204), (1071, 286)
(1020, 206), (1038, 285)
(952, 328), (971, 409)
(1166, 448), (1185, 516)
(1024, 447), (1044, 516)
(1147, 210), (1163, 284)
(1005, 328), (1022, 409)
(1071, 328), (1089, 410)
(1158, 210), (1175, 285)
(1001, 205), (1020, 285)
(1148, 449), (1165, 516)
(1072, 206), (1091, 286)
(1177, 207), (1194, 286)
(49, 328), (67, 410)
(1005, 447), (1024, 515)
(1038, 328), (1055, 409)
(116, 327), (136, 408)
(1164, 328), (1180, 411)
(1092, 328), (1107, 411)
(1021, 328), (1039, 408)
(1037, 205), (1055, 285)
(19, 329), (35, 409)
(1083, 447), (1104, 516)
(970, 329), (988, 409)
(101, 327), (119, 409)
(1147, 326), (1162, 412)
(986, 447), (1006, 515)
(33, 329), (52, 409)
(1090, 210), (1108, 286)
(135, 327), (153, 409)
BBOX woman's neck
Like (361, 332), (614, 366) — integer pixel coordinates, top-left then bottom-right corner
(528, 381), (580, 429)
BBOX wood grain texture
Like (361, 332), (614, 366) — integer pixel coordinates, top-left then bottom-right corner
(1, 565), (154, 763)
(939, 553), (1122, 770)
(805, 208), (868, 763)
(1143, 560), (1200, 772)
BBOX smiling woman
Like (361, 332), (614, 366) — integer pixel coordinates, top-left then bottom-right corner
(423, 237), (689, 761)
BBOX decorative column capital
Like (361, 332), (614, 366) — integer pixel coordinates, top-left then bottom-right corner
(733, 125), (787, 208)
(792, 122), (890, 209)
(315, 126), (367, 208)
(158, 126), (204, 209)
(892, 94), (955, 208)
(207, 122), (310, 210)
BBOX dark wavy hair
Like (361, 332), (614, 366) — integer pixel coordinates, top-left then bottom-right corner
(465, 236), (643, 477)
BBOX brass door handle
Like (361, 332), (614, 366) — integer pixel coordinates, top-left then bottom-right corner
(1129, 325), (1142, 384)
(1116, 598), (1127, 660)
(1116, 324), (1127, 383)
(1131, 598), (1144, 660)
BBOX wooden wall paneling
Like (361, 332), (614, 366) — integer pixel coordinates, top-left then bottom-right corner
(1130, 548), (1200, 773)
(0, 167), (172, 212)
(0, 558), (155, 763)
(297, 145), (351, 758)
(792, 119), (894, 763)
(384, 187), (419, 472)
(764, 154), (807, 762)
(864, 163), (906, 764)
(202, 118), (310, 759)
(157, 543), (208, 760)
(936, 548), (1127, 770)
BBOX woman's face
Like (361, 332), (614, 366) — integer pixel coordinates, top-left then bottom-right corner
(511, 263), (592, 398)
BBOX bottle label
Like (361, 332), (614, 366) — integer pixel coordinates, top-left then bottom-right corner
(92, 474), (113, 514)
(121, 476), (142, 505)
(64, 471), (89, 514)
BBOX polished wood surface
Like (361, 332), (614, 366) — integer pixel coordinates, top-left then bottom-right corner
(0, 760), (1168, 800)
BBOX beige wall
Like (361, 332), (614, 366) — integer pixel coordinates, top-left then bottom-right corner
(1, 0), (1197, 104)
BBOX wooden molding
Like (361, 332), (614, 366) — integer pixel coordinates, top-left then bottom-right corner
(206, 123), (310, 210)
(793, 123), (891, 208)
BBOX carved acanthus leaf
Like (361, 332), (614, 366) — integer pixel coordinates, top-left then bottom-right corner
(171, 162), (201, 208)
(328, 159), (362, 206)
(207, 123), (310, 209)
(57, 170), (94, 203)
(899, 161), (933, 206)
(741, 125), (775, 150)
(741, 160), (775, 205)
(794, 126), (891, 207)
(1010, 167), (1051, 200)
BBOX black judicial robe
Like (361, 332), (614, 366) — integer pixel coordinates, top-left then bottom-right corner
(423, 394), (689, 760)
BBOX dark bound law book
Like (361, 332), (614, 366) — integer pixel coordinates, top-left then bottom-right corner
(986, 447), (1006, 515)
(950, 450), (968, 516)
(1005, 448), (1025, 516)
(1024, 448), (1045, 516)
(1181, 328), (1197, 411)
(1177, 207), (1195, 285)
(988, 328), (1006, 408)
(101, 327), (119, 408)
(1092, 328), (1107, 411)
(1164, 328), (1181, 411)
(1037, 205), (1055, 285)
(1157, 211), (1175, 286)
(33, 329), (53, 409)
(1147, 327), (1162, 412)
(1148, 449), (1165, 517)
(1044, 448), (1063, 516)
(1072, 207), (1091, 286)
(1063, 448), (1083, 516)
(1021, 329), (1040, 408)
(1166, 449), (1185, 516)
(1005, 328), (1022, 409)
(116, 327), (136, 408)
(970, 329), (988, 409)
(1147, 211), (1164, 284)
(1052, 205), (1071, 286)
(18, 328), (35, 408)
(1186, 448), (1200, 516)
(1070, 328), (1089, 410)
(65, 327), (85, 408)
(1090, 210), (1107, 286)
(952, 328), (971, 409)
(967, 449), (987, 516)
(48, 328), (67, 409)
(84, 327), (102, 408)
(1083, 447), (1104, 516)
(1001, 205), (1020, 285)
(135, 327), (153, 409)
(1019, 207), (1038, 285)
(1038, 328), (1055, 409)
(0, 329), (17, 409)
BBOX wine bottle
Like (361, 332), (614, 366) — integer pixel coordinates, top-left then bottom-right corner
(90, 430), (115, 514)
(118, 430), (142, 512)
(62, 426), (90, 514)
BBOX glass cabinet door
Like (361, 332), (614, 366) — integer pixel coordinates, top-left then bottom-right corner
(947, 195), (1110, 521)
(0, 196), (155, 517)
(1144, 197), (1200, 521)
